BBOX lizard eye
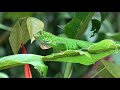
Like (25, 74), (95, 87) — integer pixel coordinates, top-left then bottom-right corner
(43, 38), (50, 42)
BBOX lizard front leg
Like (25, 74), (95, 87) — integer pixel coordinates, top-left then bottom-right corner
(53, 42), (68, 51)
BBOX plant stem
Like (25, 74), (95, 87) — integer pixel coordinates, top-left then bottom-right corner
(63, 63), (73, 78)
(21, 43), (32, 78)
(0, 23), (11, 31)
(24, 64), (32, 78)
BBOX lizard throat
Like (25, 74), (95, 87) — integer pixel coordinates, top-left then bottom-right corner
(38, 41), (51, 50)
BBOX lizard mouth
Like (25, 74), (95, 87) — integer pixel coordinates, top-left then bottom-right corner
(38, 41), (51, 50)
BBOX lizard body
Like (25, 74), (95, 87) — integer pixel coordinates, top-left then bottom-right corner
(34, 31), (93, 51)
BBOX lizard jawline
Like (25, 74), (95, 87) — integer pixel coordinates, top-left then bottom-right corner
(38, 41), (51, 50)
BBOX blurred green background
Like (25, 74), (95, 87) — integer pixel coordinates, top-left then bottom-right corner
(0, 12), (120, 78)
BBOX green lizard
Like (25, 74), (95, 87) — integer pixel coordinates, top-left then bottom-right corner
(34, 31), (93, 51)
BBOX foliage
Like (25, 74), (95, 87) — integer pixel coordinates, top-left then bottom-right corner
(94, 60), (120, 78)
(0, 54), (47, 77)
(0, 12), (120, 78)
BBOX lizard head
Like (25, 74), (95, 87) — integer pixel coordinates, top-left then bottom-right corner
(34, 31), (52, 44)
(33, 31), (52, 49)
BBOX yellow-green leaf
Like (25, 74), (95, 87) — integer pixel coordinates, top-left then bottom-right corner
(26, 17), (44, 43)
(9, 20), (23, 54)
(64, 12), (95, 39)
(96, 60), (120, 78)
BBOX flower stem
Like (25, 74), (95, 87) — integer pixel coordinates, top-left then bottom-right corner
(24, 64), (32, 78)
(21, 43), (32, 78)
(63, 63), (73, 78)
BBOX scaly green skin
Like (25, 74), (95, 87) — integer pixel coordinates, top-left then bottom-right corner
(34, 31), (93, 51)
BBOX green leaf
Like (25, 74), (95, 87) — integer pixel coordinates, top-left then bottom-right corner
(26, 17), (44, 43)
(0, 54), (47, 77)
(20, 18), (30, 44)
(96, 60), (120, 78)
(0, 72), (9, 78)
(42, 39), (120, 65)
(42, 49), (119, 65)
(90, 19), (101, 37)
(100, 12), (108, 22)
(100, 19), (114, 33)
(4, 12), (34, 21)
(67, 12), (75, 18)
(9, 17), (44, 54)
(42, 50), (93, 65)
(9, 18), (30, 54)
(9, 20), (23, 54)
(112, 51), (120, 65)
(106, 32), (120, 41)
(64, 12), (95, 39)
(88, 39), (118, 53)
